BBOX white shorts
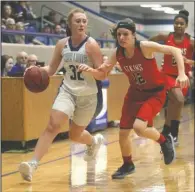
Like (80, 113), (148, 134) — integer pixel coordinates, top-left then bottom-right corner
(52, 87), (97, 126)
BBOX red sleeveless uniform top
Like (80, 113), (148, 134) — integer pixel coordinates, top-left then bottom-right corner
(116, 41), (166, 91)
(162, 32), (193, 76)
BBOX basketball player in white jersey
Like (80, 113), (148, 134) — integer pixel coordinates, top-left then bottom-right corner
(18, 8), (107, 182)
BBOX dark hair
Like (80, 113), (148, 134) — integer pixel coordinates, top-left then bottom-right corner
(1, 55), (13, 71)
(110, 18), (136, 39)
(174, 9), (189, 24)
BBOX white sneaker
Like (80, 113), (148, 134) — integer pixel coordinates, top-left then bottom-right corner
(84, 134), (104, 162)
(18, 161), (38, 182)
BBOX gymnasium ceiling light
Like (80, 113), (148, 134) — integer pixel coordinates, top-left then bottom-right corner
(164, 9), (180, 14)
(140, 4), (161, 8)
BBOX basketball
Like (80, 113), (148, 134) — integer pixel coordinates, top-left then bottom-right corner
(24, 66), (49, 93)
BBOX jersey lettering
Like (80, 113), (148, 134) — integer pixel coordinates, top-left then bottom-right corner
(132, 72), (146, 85)
(69, 65), (84, 80)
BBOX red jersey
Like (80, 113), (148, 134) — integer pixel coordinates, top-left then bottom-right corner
(162, 32), (193, 76)
(116, 41), (166, 90)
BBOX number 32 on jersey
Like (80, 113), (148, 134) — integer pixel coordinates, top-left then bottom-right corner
(69, 64), (84, 80)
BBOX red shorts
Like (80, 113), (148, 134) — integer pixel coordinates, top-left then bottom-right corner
(165, 74), (188, 96)
(120, 87), (166, 129)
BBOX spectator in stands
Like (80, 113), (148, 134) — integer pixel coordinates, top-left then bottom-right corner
(1, 19), (6, 29)
(54, 24), (62, 35)
(44, 11), (58, 25)
(2, 18), (17, 43)
(59, 17), (67, 29)
(8, 51), (28, 77)
(15, 22), (25, 44)
(5, 18), (16, 30)
(103, 54), (108, 63)
(52, 24), (65, 44)
(32, 24), (53, 45)
(1, 55), (14, 76)
(2, 4), (15, 22)
(14, 1), (36, 22)
(26, 54), (38, 67)
(25, 1), (37, 19)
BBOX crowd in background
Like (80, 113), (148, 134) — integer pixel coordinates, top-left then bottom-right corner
(1, 52), (40, 77)
(1, 2), (194, 103)
(1, 1), (67, 45)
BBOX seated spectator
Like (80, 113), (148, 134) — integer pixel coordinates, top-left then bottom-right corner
(59, 17), (67, 29)
(1, 19), (6, 29)
(2, 4), (15, 23)
(5, 18), (16, 29)
(52, 24), (65, 44)
(2, 18), (17, 43)
(32, 24), (53, 45)
(103, 54), (108, 63)
(54, 24), (62, 34)
(26, 54), (38, 67)
(15, 22), (25, 44)
(1, 55), (14, 76)
(8, 51), (28, 77)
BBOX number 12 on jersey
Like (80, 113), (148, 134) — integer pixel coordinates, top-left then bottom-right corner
(132, 72), (146, 85)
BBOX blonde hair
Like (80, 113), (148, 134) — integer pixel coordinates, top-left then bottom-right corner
(67, 8), (86, 26)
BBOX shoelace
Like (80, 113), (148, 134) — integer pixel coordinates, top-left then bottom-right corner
(28, 162), (38, 170)
(85, 145), (94, 156)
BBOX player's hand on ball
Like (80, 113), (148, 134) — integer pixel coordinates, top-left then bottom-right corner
(24, 65), (35, 76)
(77, 64), (94, 73)
(24, 65), (40, 76)
(175, 74), (190, 89)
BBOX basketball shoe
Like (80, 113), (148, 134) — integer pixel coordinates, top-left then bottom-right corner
(18, 161), (38, 182)
(84, 133), (104, 161)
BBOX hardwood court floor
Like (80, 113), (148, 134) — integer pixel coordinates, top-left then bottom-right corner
(2, 105), (194, 192)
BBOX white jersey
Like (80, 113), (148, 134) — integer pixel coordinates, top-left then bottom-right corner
(61, 36), (98, 96)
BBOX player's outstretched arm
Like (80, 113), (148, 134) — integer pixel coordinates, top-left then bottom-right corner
(78, 39), (116, 80)
(142, 41), (189, 88)
(149, 33), (168, 43)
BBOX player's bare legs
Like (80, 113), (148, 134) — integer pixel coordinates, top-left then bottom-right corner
(119, 129), (133, 157)
(112, 129), (136, 179)
(18, 109), (69, 181)
(18, 110), (104, 181)
(69, 121), (104, 162)
(112, 119), (175, 179)
(69, 121), (93, 145)
(162, 88), (184, 145)
(33, 110), (69, 161)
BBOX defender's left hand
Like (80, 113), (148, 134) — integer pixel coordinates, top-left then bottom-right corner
(175, 74), (190, 89)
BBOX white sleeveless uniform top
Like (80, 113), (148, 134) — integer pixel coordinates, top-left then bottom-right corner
(60, 36), (98, 96)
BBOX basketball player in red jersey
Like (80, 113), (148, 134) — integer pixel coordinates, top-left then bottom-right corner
(95, 18), (189, 179)
(149, 9), (194, 146)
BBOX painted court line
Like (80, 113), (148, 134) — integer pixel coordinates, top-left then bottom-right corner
(2, 116), (193, 177)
